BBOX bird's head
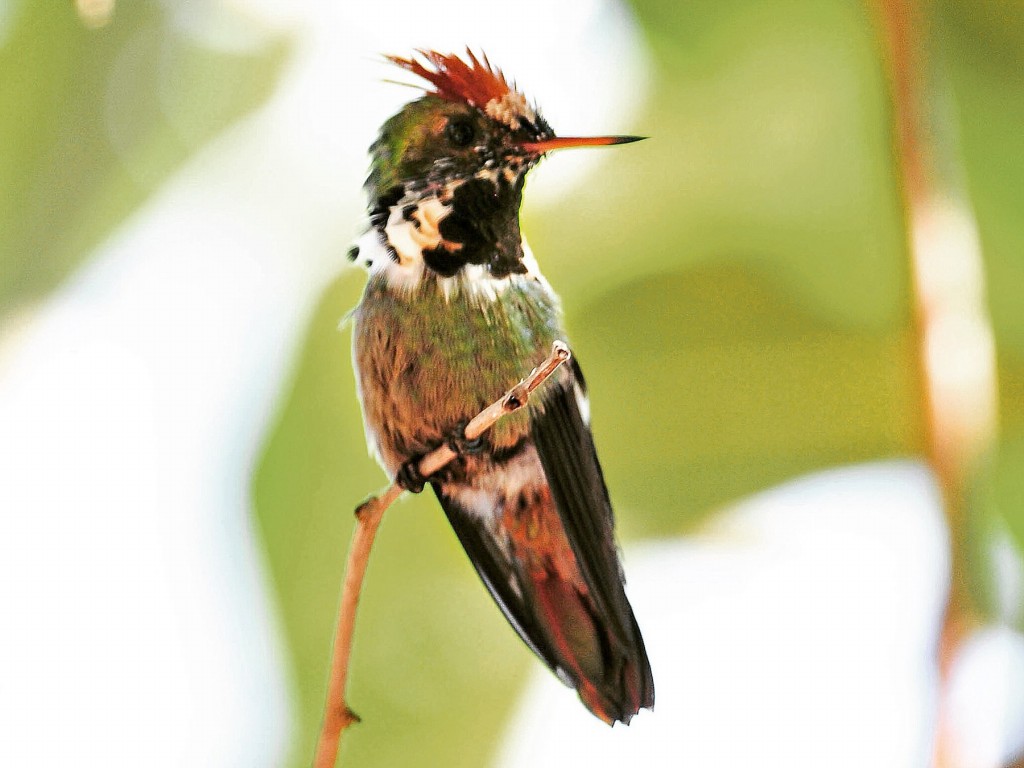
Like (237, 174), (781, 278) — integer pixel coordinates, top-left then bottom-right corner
(359, 50), (642, 282)
(366, 50), (641, 204)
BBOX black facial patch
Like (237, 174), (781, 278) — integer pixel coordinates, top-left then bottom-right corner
(421, 245), (468, 277)
(422, 174), (529, 280)
(368, 185), (404, 229)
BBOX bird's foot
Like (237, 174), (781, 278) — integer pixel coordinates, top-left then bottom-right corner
(446, 421), (486, 456)
(396, 424), (483, 493)
(395, 458), (428, 494)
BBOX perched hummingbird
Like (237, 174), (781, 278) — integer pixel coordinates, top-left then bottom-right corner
(350, 50), (654, 725)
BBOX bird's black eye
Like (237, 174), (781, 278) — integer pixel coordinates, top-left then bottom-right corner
(445, 118), (475, 148)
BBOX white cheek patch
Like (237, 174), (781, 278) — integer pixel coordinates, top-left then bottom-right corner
(351, 227), (424, 293)
(385, 196), (451, 266)
(351, 195), (455, 295)
(351, 229), (389, 270)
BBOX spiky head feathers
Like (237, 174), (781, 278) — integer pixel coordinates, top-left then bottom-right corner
(387, 50), (540, 131)
(366, 50), (553, 204)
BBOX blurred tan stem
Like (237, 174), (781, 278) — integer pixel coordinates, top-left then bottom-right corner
(871, 0), (999, 765)
(313, 341), (571, 768)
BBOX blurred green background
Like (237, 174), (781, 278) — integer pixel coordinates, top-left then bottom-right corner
(3, 1), (1022, 766)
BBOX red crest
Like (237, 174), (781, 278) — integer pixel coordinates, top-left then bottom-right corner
(387, 49), (516, 110)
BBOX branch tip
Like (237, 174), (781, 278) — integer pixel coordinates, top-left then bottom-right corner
(354, 498), (377, 520)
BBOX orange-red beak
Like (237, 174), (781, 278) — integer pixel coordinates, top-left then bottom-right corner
(518, 135), (646, 153)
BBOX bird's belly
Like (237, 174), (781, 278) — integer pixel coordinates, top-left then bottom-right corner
(352, 276), (561, 476)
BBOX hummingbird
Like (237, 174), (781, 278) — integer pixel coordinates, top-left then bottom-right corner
(349, 50), (654, 725)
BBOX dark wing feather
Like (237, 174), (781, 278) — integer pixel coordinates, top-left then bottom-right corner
(431, 354), (654, 722)
(432, 487), (565, 676)
(530, 357), (655, 710)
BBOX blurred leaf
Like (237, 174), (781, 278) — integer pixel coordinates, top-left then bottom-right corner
(936, 0), (1024, 356)
(996, 355), (1024, 552)
(569, 264), (923, 538)
(0, 2), (287, 312)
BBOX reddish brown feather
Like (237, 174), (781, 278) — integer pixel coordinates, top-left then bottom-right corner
(503, 485), (619, 724)
(533, 576), (615, 725)
(386, 49), (514, 109)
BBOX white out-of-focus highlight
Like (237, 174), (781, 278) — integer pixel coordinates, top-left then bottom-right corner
(944, 627), (1024, 768)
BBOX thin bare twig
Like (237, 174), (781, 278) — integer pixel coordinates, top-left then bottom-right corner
(313, 341), (571, 768)
(871, 1), (999, 765)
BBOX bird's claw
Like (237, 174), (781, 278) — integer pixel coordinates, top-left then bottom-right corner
(397, 423), (482, 493)
(395, 458), (427, 494)
(446, 421), (485, 456)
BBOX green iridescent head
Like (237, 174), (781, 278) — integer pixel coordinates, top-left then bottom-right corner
(365, 51), (556, 205)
